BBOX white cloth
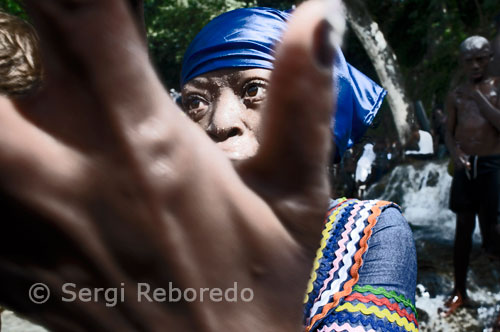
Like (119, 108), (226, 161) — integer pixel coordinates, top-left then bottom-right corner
(406, 130), (434, 155)
(356, 143), (376, 182)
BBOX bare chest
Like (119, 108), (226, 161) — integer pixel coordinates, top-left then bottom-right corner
(455, 82), (498, 123)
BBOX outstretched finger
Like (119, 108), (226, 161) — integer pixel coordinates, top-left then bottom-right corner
(242, 0), (346, 251)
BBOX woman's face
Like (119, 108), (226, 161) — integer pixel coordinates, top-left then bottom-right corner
(181, 68), (271, 160)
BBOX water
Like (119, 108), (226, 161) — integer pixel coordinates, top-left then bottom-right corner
(366, 160), (500, 332)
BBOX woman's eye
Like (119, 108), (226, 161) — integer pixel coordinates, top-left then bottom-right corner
(183, 96), (208, 116)
(189, 98), (203, 109)
(247, 85), (260, 97)
(244, 82), (267, 101)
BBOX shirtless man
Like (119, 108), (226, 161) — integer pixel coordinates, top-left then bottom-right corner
(444, 35), (500, 315)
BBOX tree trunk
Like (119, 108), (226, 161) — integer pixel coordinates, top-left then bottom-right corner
(344, 0), (412, 145)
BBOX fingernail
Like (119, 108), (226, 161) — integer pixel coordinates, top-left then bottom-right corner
(313, 19), (336, 68)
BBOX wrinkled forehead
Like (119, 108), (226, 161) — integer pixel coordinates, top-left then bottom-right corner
(182, 68), (272, 91)
(180, 8), (291, 87)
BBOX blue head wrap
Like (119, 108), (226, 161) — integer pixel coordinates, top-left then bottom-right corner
(181, 7), (386, 160)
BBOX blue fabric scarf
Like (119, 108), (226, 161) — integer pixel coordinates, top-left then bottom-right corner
(181, 7), (386, 160)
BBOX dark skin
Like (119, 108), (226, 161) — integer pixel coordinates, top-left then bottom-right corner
(181, 68), (270, 161)
(443, 44), (500, 316)
(0, 0), (343, 331)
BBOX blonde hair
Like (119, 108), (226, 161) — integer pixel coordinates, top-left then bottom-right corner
(0, 11), (42, 96)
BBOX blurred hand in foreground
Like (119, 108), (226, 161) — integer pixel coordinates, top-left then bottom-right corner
(0, 0), (343, 330)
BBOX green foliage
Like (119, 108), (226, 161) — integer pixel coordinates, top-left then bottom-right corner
(0, 0), (26, 19)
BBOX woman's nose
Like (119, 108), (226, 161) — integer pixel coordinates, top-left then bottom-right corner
(207, 125), (243, 142)
(206, 92), (245, 142)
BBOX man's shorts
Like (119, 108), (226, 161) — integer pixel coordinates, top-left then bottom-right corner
(449, 154), (500, 214)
